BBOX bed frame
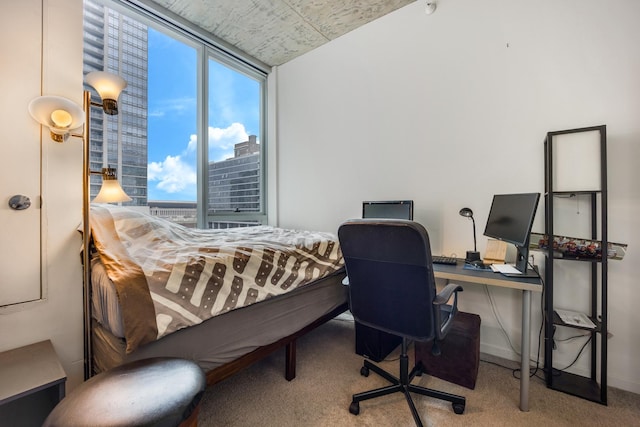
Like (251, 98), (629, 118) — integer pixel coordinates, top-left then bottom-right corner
(87, 207), (348, 385)
(205, 302), (348, 385)
(90, 267), (349, 385)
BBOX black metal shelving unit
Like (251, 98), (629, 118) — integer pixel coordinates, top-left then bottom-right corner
(543, 125), (608, 405)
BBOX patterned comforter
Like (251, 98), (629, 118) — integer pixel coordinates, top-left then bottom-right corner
(90, 205), (344, 354)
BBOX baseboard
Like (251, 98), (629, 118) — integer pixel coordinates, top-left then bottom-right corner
(479, 342), (520, 362)
(607, 375), (640, 395)
(480, 345), (640, 395)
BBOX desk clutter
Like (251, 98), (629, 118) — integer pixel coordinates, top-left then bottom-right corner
(483, 239), (508, 265)
(415, 311), (481, 390)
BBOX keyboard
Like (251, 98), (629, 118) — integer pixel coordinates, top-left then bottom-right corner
(432, 255), (457, 265)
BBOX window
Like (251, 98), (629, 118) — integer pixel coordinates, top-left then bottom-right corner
(83, 0), (267, 228)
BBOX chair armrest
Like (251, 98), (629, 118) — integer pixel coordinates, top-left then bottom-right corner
(433, 283), (463, 306)
(433, 283), (463, 340)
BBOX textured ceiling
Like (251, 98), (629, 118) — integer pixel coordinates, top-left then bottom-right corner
(145, 0), (416, 67)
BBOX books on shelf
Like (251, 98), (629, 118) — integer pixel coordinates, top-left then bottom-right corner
(529, 232), (627, 260)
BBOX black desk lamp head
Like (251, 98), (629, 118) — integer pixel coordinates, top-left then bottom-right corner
(459, 207), (481, 263)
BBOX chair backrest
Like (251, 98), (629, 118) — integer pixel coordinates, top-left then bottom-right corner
(338, 219), (437, 341)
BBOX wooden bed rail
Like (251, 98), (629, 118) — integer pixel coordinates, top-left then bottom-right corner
(205, 302), (349, 386)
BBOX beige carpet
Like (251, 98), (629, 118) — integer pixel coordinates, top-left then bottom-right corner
(198, 317), (639, 426)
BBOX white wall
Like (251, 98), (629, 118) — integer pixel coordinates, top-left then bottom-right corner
(1, 1), (43, 307)
(0, 0), (637, 397)
(0, 0), (85, 390)
(275, 0), (640, 393)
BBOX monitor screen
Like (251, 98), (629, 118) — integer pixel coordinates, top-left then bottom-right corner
(483, 193), (540, 275)
(483, 193), (540, 247)
(362, 200), (413, 220)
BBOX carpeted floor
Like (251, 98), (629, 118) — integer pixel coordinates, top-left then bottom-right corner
(198, 317), (639, 426)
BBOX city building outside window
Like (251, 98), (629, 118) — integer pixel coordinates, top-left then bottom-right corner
(83, 0), (267, 228)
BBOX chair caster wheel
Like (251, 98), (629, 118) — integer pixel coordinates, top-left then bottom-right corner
(360, 366), (369, 377)
(349, 401), (360, 415)
(452, 402), (465, 415)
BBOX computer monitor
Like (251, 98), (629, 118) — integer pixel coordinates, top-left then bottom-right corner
(483, 193), (540, 276)
(362, 200), (413, 220)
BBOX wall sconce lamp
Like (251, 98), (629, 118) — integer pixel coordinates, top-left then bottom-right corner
(459, 207), (481, 263)
(85, 71), (127, 115)
(28, 96), (85, 142)
(93, 167), (131, 203)
(28, 70), (129, 379)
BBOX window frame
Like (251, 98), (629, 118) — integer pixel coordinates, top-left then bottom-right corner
(97, 0), (270, 228)
(201, 47), (269, 228)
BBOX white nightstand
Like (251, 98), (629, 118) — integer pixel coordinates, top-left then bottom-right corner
(0, 340), (66, 426)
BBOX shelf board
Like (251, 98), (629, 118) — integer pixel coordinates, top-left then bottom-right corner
(529, 232), (627, 261)
(548, 370), (606, 405)
(550, 255), (602, 262)
(552, 311), (601, 332)
(550, 190), (601, 196)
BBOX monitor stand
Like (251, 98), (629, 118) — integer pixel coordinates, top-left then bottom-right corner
(501, 265), (540, 279)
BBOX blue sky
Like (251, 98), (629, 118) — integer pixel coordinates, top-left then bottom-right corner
(146, 28), (260, 201)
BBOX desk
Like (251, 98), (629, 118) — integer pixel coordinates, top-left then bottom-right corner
(432, 260), (543, 412)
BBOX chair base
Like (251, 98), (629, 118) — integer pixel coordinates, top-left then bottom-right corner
(349, 341), (465, 427)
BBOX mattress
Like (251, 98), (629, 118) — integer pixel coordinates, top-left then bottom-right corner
(89, 205), (345, 353)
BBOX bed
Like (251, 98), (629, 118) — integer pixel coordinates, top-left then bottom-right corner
(88, 205), (348, 385)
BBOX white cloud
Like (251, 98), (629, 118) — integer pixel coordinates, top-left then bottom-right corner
(148, 154), (196, 194)
(209, 122), (249, 150)
(148, 122), (255, 196)
(186, 134), (197, 153)
(188, 122), (251, 161)
(149, 96), (196, 118)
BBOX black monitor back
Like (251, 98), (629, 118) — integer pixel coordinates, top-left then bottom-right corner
(362, 200), (413, 220)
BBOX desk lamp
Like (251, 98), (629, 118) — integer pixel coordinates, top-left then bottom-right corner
(459, 207), (481, 263)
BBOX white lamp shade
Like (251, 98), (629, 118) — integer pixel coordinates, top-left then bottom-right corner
(85, 71), (127, 101)
(28, 96), (84, 134)
(92, 179), (132, 203)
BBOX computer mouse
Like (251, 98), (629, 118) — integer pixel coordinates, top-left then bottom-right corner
(470, 260), (486, 268)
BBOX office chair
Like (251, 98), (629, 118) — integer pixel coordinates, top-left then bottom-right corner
(338, 219), (466, 426)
